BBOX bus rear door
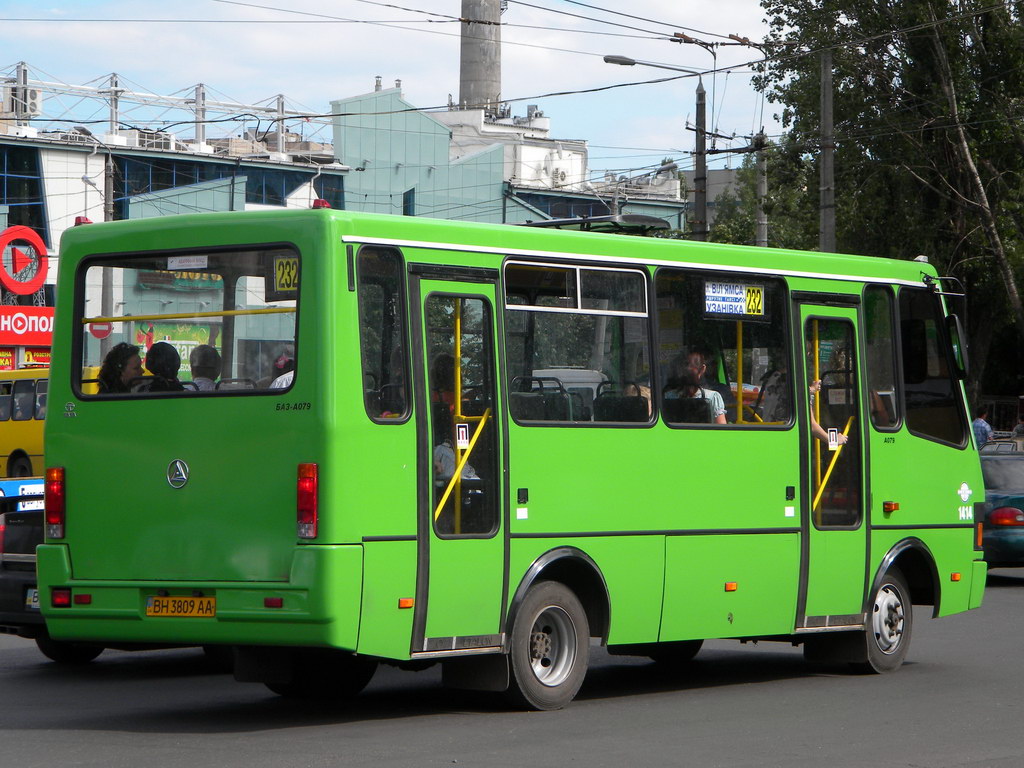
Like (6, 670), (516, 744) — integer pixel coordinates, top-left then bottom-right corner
(411, 273), (506, 653)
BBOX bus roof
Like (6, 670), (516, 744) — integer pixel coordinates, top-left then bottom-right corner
(58, 209), (936, 289)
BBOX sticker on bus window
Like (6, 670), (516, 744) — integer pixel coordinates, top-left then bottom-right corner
(704, 281), (766, 319)
(167, 255), (208, 270)
(266, 254), (300, 301)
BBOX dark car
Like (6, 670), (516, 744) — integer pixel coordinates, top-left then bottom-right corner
(0, 478), (103, 663)
(979, 453), (1024, 567)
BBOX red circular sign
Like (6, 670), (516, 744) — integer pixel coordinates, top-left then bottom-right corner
(0, 226), (48, 296)
(89, 322), (113, 340)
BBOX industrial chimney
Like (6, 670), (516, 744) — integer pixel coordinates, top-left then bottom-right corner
(459, 0), (502, 114)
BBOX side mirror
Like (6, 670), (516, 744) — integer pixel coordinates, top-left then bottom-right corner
(946, 314), (969, 379)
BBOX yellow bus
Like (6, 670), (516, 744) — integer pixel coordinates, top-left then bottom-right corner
(0, 368), (47, 477)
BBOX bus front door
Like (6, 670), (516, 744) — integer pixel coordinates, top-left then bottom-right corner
(411, 277), (506, 653)
(797, 305), (868, 628)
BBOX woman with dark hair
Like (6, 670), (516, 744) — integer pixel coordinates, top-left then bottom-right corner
(97, 342), (143, 393)
(139, 342), (185, 392)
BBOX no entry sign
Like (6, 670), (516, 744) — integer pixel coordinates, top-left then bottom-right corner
(89, 322), (113, 340)
(0, 225), (48, 296)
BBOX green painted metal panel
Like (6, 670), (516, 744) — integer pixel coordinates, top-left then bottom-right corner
(358, 541), (418, 658)
(662, 534), (800, 639)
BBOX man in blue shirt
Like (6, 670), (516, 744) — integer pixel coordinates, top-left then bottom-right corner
(973, 405), (993, 447)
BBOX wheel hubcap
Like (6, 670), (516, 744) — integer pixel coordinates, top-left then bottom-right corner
(528, 605), (577, 687)
(872, 583), (905, 654)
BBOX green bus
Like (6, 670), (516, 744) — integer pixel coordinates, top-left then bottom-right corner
(39, 209), (985, 709)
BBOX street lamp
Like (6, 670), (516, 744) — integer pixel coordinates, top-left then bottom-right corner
(602, 55), (701, 74)
(604, 55), (708, 240)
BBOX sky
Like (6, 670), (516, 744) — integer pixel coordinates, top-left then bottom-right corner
(1, 1), (782, 179)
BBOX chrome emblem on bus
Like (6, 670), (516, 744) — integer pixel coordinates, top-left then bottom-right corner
(167, 459), (190, 489)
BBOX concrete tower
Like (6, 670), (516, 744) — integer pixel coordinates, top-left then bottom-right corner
(459, 0), (502, 113)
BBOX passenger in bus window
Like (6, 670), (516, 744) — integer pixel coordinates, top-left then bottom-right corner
(97, 342), (143, 394)
(809, 379), (848, 446)
(189, 345), (221, 391)
(269, 351), (295, 389)
(429, 353), (456, 411)
(664, 351), (727, 424)
(136, 342), (185, 392)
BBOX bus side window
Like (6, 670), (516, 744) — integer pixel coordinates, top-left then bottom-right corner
(899, 287), (967, 445)
(34, 379), (48, 420)
(864, 285), (899, 429)
(357, 247), (409, 422)
(0, 382), (11, 421)
(12, 380), (35, 422)
(655, 268), (791, 427)
(503, 262), (651, 425)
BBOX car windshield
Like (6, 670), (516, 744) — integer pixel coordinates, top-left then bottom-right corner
(981, 458), (1024, 492)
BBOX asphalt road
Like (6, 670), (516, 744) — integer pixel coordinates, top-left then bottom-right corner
(2, 570), (1022, 768)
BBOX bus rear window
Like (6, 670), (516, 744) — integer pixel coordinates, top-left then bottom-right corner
(77, 247), (299, 396)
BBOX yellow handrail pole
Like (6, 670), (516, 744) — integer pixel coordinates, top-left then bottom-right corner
(735, 321), (745, 424)
(812, 416), (855, 513)
(453, 300), (463, 533)
(434, 408), (491, 523)
(82, 307), (294, 324)
(813, 320), (822, 489)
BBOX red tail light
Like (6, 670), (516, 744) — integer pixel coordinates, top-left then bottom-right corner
(45, 467), (65, 538)
(297, 463), (318, 538)
(51, 588), (72, 607)
(989, 507), (1024, 526)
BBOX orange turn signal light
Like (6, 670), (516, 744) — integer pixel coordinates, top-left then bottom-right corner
(950, 573), (962, 582)
(724, 582), (738, 592)
(883, 501), (900, 513)
(398, 598), (415, 609)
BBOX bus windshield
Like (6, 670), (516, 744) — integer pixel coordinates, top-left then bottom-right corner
(77, 246), (298, 395)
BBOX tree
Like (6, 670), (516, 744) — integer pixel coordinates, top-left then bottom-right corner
(748, 0), (1024, 398)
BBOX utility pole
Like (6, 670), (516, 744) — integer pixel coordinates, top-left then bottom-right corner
(693, 79), (707, 242)
(819, 50), (835, 253)
(755, 131), (768, 247)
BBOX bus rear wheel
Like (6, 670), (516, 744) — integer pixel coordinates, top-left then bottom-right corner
(507, 580), (589, 711)
(265, 649), (377, 700)
(35, 633), (103, 664)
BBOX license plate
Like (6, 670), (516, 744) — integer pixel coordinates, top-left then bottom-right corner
(145, 595), (216, 618)
(24, 588), (38, 610)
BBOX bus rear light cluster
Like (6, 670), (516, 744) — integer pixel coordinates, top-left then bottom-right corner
(297, 463), (318, 539)
(45, 467), (66, 539)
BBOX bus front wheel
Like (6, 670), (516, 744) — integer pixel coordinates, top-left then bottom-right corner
(855, 568), (913, 674)
(507, 580), (589, 710)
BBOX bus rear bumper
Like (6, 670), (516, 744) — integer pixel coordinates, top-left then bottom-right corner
(36, 543), (363, 649)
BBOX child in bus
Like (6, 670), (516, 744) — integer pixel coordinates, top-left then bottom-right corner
(97, 342), (143, 394)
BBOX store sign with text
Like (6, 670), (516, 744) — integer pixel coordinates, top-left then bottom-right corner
(0, 306), (54, 346)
